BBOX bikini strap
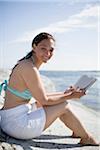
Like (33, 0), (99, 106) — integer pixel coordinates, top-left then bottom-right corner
(0, 80), (32, 99)
(0, 80), (8, 95)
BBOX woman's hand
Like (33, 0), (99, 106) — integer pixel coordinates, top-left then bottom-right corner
(64, 86), (86, 99)
(71, 88), (86, 99)
(64, 86), (75, 94)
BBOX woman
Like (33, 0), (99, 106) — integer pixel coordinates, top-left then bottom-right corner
(0, 32), (99, 145)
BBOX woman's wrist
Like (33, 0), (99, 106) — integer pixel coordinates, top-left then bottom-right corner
(64, 91), (73, 100)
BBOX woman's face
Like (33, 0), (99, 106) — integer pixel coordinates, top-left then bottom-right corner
(33, 39), (55, 63)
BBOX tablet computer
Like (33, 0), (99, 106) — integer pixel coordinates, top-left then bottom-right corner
(74, 75), (97, 90)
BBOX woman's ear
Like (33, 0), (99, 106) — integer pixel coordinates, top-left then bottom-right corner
(33, 44), (36, 49)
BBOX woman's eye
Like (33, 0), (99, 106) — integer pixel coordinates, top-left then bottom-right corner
(50, 48), (54, 52)
(41, 48), (46, 51)
(41, 47), (54, 52)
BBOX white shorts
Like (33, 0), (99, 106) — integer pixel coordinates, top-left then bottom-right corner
(0, 102), (46, 139)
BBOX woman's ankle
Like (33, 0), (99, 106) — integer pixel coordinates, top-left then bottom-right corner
(71, 131), (89, 139)
(71, 132), (81, 138)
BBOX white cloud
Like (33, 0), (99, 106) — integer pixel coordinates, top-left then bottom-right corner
(67, 0), (99, 5)
(75, 5), (99, 17)
(11, 5), (99, 43)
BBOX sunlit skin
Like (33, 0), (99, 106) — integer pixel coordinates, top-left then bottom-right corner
(32, 39), (55, 68)
(3, 37), (99, 145)
(32, 39), (86, 97)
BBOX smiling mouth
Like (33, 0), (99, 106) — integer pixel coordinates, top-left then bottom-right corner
(42, 56), (50, 63)
(43, 56), (49, 59)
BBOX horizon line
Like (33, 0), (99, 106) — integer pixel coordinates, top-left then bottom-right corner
(0, 68), (100, 72)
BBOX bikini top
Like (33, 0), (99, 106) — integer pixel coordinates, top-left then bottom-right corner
(0, 80), (32, 100)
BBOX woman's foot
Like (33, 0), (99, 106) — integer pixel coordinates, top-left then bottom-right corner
(79, 136), (100, 146)
(71, 132), (100, 146)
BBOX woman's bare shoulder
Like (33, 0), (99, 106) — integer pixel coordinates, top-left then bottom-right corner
(17, 59), (38, 76)
(18, 59), (32, 70)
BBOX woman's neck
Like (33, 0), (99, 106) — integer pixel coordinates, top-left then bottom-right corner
(31, 55), (42, 69)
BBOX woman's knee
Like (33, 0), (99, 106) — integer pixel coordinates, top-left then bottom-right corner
(61, 101), (70, 111)
(43, 100), (70, 120)
(59, 102), (72, 119)
(43, 101), (69, 119)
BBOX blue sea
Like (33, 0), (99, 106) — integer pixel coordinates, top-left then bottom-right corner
(40, 70), (100, 112)
(0, 69), (100, 112)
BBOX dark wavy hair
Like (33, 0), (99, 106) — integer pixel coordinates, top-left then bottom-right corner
(9, 32), (55, 78)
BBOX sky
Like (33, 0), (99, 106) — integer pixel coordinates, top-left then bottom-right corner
(0, 0), (100, 71)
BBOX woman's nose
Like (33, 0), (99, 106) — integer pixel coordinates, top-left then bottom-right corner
(46, 50), (51, 56)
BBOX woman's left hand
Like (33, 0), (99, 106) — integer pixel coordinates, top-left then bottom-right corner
(64, 86), (75, 94)
(64, 86), (86, 96)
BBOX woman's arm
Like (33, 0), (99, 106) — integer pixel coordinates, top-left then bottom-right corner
(20, 64), (85, 106)
(46, 89), (85, 106)
(46, 87), (75, 97)
(47, 92), (64, 96)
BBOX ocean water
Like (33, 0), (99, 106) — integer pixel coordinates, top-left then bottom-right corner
(40, 70), (100, 112)
(0, 69), (100, 112)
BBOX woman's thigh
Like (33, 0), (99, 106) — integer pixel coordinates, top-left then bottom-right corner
(43, 101), (69, 130)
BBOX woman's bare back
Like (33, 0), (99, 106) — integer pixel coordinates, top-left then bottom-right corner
(3, 60), (31, 109)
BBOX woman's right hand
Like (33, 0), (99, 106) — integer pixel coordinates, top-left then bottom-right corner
(70, 88), (86, 99)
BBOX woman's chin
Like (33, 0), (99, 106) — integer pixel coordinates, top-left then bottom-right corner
(43, 60), (48, 63)
(43, 58), (49, 63)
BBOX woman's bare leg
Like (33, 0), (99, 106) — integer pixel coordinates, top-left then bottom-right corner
(43, 101), (67, 129)
(59, 104), (88, 138)
(59, 104), (99, 145)
(43, 102), (88, 138)
(43, 102), (99, 145)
